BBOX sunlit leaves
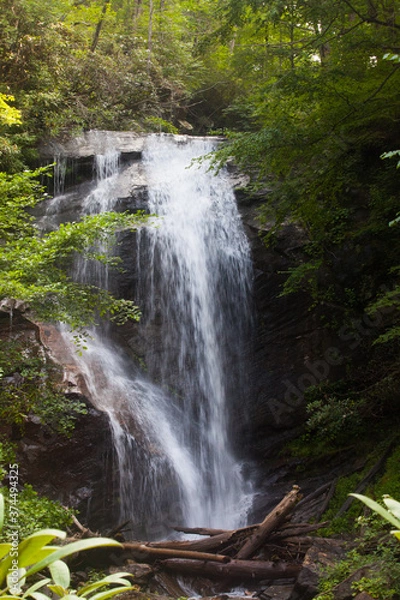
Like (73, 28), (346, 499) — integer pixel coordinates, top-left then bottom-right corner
(0, 96), (22, 129)
(0, 495), (134, 600)
(0, 168), (146, 329)
(350, 493), (400, 540)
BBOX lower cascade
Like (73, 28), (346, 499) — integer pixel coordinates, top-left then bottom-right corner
(57, 134), (254, 539)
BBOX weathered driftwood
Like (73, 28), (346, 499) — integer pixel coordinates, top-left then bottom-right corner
(122, 542), (230, 563)
(236, 485), (301, 560)
(158, 558), (301, 581)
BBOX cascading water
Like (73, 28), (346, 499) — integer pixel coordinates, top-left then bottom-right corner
(56, 134), (253, 539)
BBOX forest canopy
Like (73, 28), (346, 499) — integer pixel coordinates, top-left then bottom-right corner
(0, 0), (399, 325)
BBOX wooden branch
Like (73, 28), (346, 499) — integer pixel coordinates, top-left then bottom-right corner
(122, 542), (230, 563)
(106, 520), (131, 538)
(147, 528), (250, 553)
(315, 480), (337, 522)
(173, 526), (230, 536)
(236, 485), (301, 560)
(294, 481), (331, 510)
(66, 510), (99, 538)
(270, 521), (329, 539)
(158, 558), (301, 581)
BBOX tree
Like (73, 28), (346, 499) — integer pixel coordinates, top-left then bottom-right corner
(211, 0), (400, 309)
(0, 167), (146, 329)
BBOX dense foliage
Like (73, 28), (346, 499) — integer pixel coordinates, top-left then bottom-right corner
(1, 5), (400, 594)
(0, 492), (135, 600)
(213, 0), (400, 310)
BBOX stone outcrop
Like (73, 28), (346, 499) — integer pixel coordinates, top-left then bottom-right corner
(39, 130), (146, 161)
(0, 307), (117, 531)
(234, 194), (348, 457)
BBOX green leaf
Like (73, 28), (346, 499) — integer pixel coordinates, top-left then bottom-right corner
(78, 573), (132, 597)
(17, 530), (66, 568)
(22, 578), (51, 596)
(350, 493), (400, 529)
(88, 585), (134, 600)
(23, 539), (122, 580)
(28, 593), (53, 600)
(48, 561), (70, 589)
(6, 567), (26, 593)
(0, 546), (12, 561)
(383, 496), (400, 521)
(47, 584), (68, 597)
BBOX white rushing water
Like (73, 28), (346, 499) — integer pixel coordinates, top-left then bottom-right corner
(59, 134), (253, 539)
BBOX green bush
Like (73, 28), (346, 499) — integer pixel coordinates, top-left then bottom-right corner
(0, 492), (135, 600)
(0, 339), (87, 437)
(0, 485), (74, 542)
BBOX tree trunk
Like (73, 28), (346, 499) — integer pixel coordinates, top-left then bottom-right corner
(91, 0), (111, 52)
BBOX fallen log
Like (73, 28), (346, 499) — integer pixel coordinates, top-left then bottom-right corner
(174, 520), (324, 541)
(122, 542), (230, 563)
(147, 528), (250, 553)
(173, 526), (232, 536)
(236, 485), (301, 560)
(158, 558), (301, 581)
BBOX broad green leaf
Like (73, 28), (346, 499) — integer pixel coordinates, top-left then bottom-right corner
(78, 573), (132, 597)
(48, 584), (68, 596)
(49, 560), (70, 589)
(383, 497), (400, 522)
(350, 493), (400, 529)
(0, 545), (12, 560)
(393, 531), (400, 540)
(22, 578), (51, 595)
(18, 530), (66, 563)
(6, 567), (26, 594)
(28, 593), (53, 600)
(89, 585), (134, 600)
(20, 547), (58, 568)
(17, 531), (66, 570)
(24, 539), (122, 580)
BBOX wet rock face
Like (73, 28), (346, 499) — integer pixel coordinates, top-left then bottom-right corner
(16, 133), (355, 529)
(15, 402), (116, 531)
(227, 192), (348, 459)
(0, 308), (117, 531)
(36, 135), (349, 460)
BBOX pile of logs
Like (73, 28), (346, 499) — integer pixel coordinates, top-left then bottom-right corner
(120, 485), (328, 584)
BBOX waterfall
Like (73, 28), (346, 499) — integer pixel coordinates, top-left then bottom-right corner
(58, 134), (253, 539)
